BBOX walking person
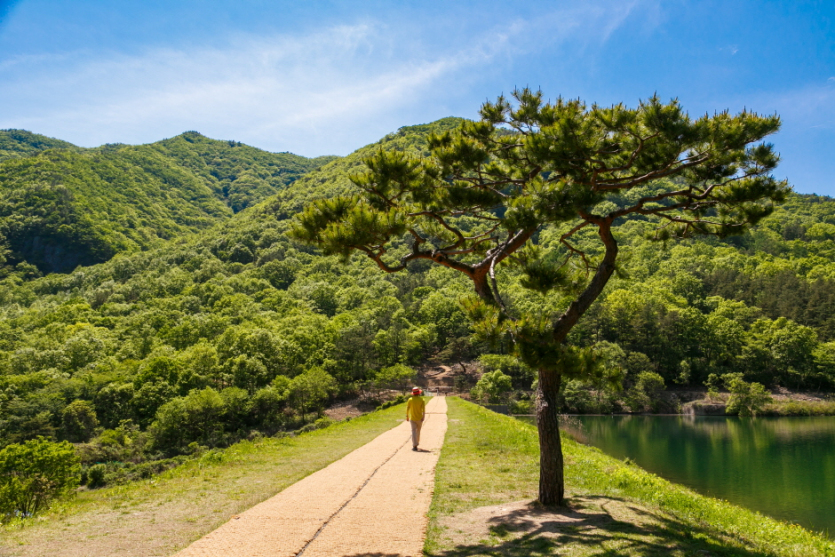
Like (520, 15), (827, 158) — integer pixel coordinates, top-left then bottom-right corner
(406, 387), (425, 451)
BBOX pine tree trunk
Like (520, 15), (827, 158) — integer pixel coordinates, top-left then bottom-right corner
(536, 368), (564, 506)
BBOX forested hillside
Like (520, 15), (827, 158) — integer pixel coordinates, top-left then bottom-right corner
(0, 129), (79, 162)
(0, 118), (833, 486)
(0, 130), (336, 274)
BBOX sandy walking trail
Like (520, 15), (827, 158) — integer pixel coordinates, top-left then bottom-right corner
(174, 396), (448, 557)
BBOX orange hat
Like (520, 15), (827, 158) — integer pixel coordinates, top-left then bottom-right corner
(412, 387), (422, 394)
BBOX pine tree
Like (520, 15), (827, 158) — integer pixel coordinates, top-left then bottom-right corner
(290, 88), (788, 505)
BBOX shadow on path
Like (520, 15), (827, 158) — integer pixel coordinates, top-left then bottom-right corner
(427, 495), (772, 557)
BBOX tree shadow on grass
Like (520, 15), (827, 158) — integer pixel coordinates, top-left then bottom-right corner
(426, 495), (774, 557)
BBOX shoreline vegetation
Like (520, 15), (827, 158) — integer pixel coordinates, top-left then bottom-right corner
(427, 397), (834, 556)
(497, 389), (835, 417)
(472, 378), (835, 417)
(686, 391), (835, 417)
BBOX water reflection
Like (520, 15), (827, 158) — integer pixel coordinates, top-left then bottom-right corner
(570, 415), (835, 536)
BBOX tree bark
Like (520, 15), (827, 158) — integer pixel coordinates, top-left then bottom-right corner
(537, 222), (618, 506)
(536, 368), (564, 505)
(551, 222), (618, 343)
(472, 270), (495, 302)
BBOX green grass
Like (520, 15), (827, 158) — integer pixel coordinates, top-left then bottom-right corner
(427, 398), (835, 557)
(764, 399), (835, 416)
(0, 404), (407, 557)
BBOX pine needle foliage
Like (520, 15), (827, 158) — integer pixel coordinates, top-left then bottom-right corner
(290, 88), (789, 505)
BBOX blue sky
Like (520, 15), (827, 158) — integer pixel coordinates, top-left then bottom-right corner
(1, 1), (833, 194)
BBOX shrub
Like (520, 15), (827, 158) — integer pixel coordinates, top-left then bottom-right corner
(297, 416), (334, 434)
(377, 394), (407, 410)
(471, 370), (513, 403)
(149, 387), (225, 454)
(561, 380), (595, 413)
(766, 399), (835, 416)
(86, 464), (107, 488)
(478, 354), (534, 389)
(509, 399), (533, 414)
(374, 364), (416, 393)
(723, 373), (772, 417)
(705, 373), (722, 397)
(0, 438), (81, 516)
(626, 372), (666, 412)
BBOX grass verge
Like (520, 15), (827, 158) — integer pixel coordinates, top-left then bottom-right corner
(764, 399), (835, 416)
(427, 397), (834, 557)
(0, 404), (407, 557)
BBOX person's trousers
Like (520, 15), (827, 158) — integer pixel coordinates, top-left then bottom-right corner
(410, 419), (423, 448)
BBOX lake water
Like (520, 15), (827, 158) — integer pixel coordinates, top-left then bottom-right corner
(526, 415), (835, 536)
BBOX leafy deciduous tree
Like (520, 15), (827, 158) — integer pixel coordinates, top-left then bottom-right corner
(0, 437), (80, 516)
(288, 367), (337, 419)
(61, 400), (99, 442)
(723, 373), (772, 417)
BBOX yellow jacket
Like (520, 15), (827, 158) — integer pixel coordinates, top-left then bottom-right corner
(406, 395), (425, 422)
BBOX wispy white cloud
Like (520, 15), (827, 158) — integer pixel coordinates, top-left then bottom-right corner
(0, 1), (649, 155)
(751, 83), (835, 130)
(0, 23), (501, 154)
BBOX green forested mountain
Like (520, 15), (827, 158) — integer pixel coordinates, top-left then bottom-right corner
(0, 129), (79, 162)
(0, 117), (833, 483)
(267, 117), (463, 219)
(144, 131), (339, 213)
(0, 131), (337, 274)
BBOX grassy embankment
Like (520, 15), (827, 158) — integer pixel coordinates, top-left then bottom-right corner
(763, 399), (835, 416)
(427, 397), (834, 557)
(0, 405), (407, 557)
(683, 393), (835, 416)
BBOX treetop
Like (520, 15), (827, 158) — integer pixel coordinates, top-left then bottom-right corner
(291, 88), (788, 287)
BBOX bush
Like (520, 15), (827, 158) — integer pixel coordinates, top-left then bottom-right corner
(76, 421), (144, 465)
(0, 437), (81, 516)
(313, 416), (334, 430)
(509, 399), (533, 414)
(625, 372), (666, 412)
(374, 364), (416, 393)
(297, 416), (334, 434)
(562, 380), (595, 413)
(377, 394), (407, 410)
(86, 464), (107, 488)
(478, 354), (534, 389)
(149, 387), (225, 454)
(723, 373), (772, 417)
(471, 370), (513, 403)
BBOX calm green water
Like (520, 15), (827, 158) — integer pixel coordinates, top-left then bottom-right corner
(531, 415), (835, 536)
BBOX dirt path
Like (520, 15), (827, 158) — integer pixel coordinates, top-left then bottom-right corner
(174, 396), (448, 557)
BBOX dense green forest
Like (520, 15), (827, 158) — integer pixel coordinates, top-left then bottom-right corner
(0, 130), (337, 273)
(0, 130), (79, 162)
(0, 119), (834, 488)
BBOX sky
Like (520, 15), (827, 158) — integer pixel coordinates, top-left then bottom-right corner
(0, 0), (833, 195)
